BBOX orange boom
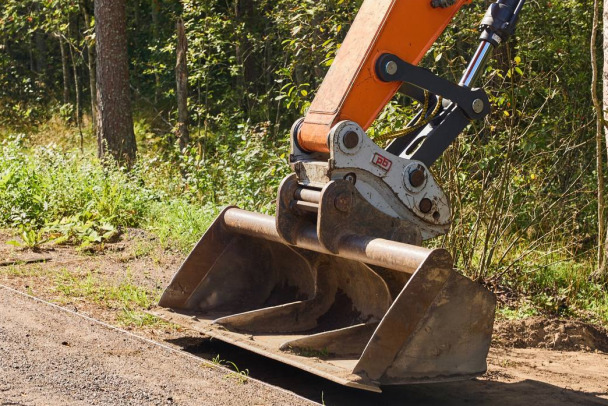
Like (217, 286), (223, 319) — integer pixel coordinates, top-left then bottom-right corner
(298, 0), (472, 153)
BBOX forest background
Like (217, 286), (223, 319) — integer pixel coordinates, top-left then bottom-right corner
(1, 0), (607, 327)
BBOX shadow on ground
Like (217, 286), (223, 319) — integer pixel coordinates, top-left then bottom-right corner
(167, 336), (608, 406)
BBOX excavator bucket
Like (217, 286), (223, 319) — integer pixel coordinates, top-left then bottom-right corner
(148, 0), (529, 391)
(154, 206), (496, 392)
(150, 0), (528, 391)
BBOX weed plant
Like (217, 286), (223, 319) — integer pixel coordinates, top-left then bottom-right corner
(0, 122), (288, 251)
(0, 134), (154, 247)
(1, 121), (607, 327)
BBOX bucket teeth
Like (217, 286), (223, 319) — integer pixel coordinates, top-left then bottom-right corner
(155, 207), (496, 391)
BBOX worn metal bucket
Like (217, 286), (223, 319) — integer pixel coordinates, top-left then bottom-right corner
(154, 207), (495, 392)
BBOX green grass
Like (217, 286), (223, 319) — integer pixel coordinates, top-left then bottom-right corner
(2, 120), (608, 329)
(0, 261), (169, 328)
(117, 309), (167, 328)
(0, 133), (218, 253)
(0, 135), (155, 245)
(224, 361), (250, 384)
(53, 269), (155, 307)
(146, 200), (217, 253)
(492, 258), (608, 326)
(52, 268), (166, 327)
(496, 302), (540, 320)
(210, 355), (250, 384)
(0, 264), (39, 277)
(131, 240), (155, 259)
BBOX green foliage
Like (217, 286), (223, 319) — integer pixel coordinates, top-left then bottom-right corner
(0, 0), (85, 126)
(0, 135), (154, 245)
(0, 123), (289, 251)
(46, 216), (119, 248)
(272, 0), (362, 115)
(1, 0), (607, 325)
(7, 225), (50, 250)
(209, 355), (250, 384)
(224, 361), (250, 384)
(140, 121), (290, 213)
(407, 1), (602, 286)
(146, 200), (216, 252)
(524, 260), (608, 322)
(495, 257), (608, 325)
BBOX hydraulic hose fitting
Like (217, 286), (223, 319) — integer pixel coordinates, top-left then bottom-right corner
(479, 0), (526, 46)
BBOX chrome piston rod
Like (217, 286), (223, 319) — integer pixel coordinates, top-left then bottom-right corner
(222, 207), (434, 274)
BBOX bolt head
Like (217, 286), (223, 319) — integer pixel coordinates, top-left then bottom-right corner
(385, 61), (398, 76)
(409, 168), (426, 188)
(472, 98), (484, 114)
(343, 131), (359, 149)
(419, 198), (433, 214)
(334, 193), (353, 213)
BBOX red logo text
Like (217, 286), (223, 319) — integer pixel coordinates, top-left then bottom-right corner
(372, 153), (392, 172)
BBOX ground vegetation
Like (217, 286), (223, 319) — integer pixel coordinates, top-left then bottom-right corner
(0, 0), (607, 325)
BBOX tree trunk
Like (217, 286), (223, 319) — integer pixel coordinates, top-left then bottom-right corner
(601, 0), (608, 281)
(80, 0), (97, 131)
(95, 0), (137, 167)
(234, 0), (245, 97)
(151, 0), (161, 104)
(592, 0), (605, 273)
(131, 0), (140, 102)
(67, 30), (84, 152)
(234, 0), (257, 110)
(175, 18), (189, 151)
(33, 0), (48, 78)
(58, 35), (70, 105)
(28, 39), (35, 74)
(35, 31), (47, 77)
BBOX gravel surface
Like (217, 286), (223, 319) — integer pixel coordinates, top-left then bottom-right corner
(2, 286), (608, 406)
(0, 286), (314, 406)
(1, 232), (608, 405)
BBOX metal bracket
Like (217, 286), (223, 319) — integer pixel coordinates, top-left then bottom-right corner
(286, 120), (452, 241)
(376, 53), (490, 121)
(276, 174), (422, 253)
(376, 53), (490, 167)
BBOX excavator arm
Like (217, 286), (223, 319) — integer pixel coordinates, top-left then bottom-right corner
(298, 0), (525, 161)
(156, 0), (527, 392)
(287, 0), (525, 241)
(297, 0), (473, 153)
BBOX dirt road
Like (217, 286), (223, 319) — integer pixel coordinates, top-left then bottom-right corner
(1, 286), (607, 406)
(0, 286), (313, 406)
(1, 232), (608, 405)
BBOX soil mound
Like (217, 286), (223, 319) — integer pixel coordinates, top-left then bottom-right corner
(494, 317), (608, 352)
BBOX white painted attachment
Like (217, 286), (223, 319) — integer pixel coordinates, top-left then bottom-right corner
(328, 121), (451, 240)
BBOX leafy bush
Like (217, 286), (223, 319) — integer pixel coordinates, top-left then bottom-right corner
(0, 125), (290, 249)
(138, 121), (290, 213)
(0, 135), (155, 245)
